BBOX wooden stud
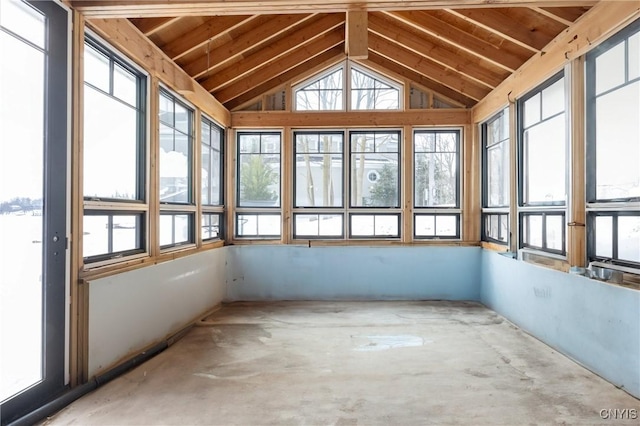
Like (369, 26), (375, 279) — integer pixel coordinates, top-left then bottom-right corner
(69, 9), (85, 386)
(462, 123), (480, 242)
(567, 57), (586, 267)
(508, 102), (518, 254)
(282, 127), (293, 244)
(346, 10), (368, 60)
(402, 125), (413, 242)
(149, 78), (160, 258)
(129, 17), (181, 36)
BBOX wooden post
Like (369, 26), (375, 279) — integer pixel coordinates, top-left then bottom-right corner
(148, 78), (160, 257)
(282, 127), (292, 244)
(567, 57), (586, 267)
(402, 125), (412, 242)
(346, 10), (368, 60)
(508, 102), (518, 254)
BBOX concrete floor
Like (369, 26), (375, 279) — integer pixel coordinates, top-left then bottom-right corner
(44, 302), (639, 425)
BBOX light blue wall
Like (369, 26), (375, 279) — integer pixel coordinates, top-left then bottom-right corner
(480, 250), (640, 398)
(225, 245), (481, 301)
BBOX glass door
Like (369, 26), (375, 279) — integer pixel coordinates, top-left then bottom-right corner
(0, 1), (68, 423)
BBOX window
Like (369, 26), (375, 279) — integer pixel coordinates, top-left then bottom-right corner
(482, 108), (510, 244)
(586, 20), (640, 268)
(351, 67), (399, 110)
(83, 36), (146, 262)
(236, 132), (281, 238)
(295, 67), (343, 111)
(518, 72), (567, 255)
(293, 62), (401, 112)
(349, 130), (401, 238)
(293, 131), (344, 239)
(159, 88), (195, 248)
(201, 116), (224, 241)
(413, 129), (461, 239)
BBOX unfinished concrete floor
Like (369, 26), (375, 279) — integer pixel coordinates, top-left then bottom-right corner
(44, 302), (639, 425)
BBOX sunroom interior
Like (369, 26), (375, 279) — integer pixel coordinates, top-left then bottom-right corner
(0, 0), (639, 424)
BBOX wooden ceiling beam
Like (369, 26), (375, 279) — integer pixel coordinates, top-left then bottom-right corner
(72, 1), (598, 18)
(129, 17), (180, 36)
(369, 33), (490, 101)
(385, 10), (526, 72)
(183, 14), (312, 79)
(346, 10), (368, 59)
(161, 15), (253, 60)
(200, 15), (345, 92)
(369, 12), (506, 89)
(214, 31), (344, 104)
(363, 52), (476, 107)
(541, 6), (594, 23)
(531, 7), (575, 27)
(446, 8), (563, 52)
(231, 109), (471, 128)
(226, 47), (346, 111)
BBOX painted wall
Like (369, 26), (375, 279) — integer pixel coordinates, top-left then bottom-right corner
(480, 250), (640, 398)
(87, 249), (226, 377)
(225, 245), (481, 301)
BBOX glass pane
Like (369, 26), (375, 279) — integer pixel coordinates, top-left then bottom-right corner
(415, 153), (456, 207)
(201, 145), (211, 205)
(239, 134), (260, 153)
(415, 215), (435, 237)
(487, 141), (509, 207)
(237, 214), (257, 236)
(0, 29), (45, 400)
(0, 0), (45, 48)
(318, 214), (342, 236)
(351, 215), (375, 237)
(239, 154), (280, 207)
(375, 215), (398, 237)
(113, 62), (137, 107)
(295, 214), (320, 237)
(295, 134), (343, 208)
(523, 113), (566, 204)
(351, 154), (398, 207)
(414, 132), (435, 152)
(541, 78), (565, 119)
(524, 215), (543, 248)
(595, 216), (613, 258)
(630, 31), (639, 81)
(159, 128), (190, 204)
(84, 43), (110, 93)
(595, 81), (640, 200)
(201, 121), (211, 147)
(295, 68), (343, 111)
(618, 215), (640, 262)
(546, 215), (564, 251)
(84, 85), (138, 200)
(159, 93), (173, 125)
(500, 214), (509, 242)
(596, 40), (625, 95)
(112, 215), (140, 253)
(202, 214), (220, 240)
(174, 102), (190, 134)
(160, 214), (190, 247)
(523, 93), (541, 128)
(435, 215), (457, 236)
(261, 134), (280, 154)
(83, 215), (109, 258)
(257, 214), (281, 236)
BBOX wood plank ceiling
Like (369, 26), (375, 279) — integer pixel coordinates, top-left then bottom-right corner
(76, 1), (596, 110)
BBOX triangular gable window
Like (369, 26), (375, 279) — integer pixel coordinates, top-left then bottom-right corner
(293, 62), (402, 111)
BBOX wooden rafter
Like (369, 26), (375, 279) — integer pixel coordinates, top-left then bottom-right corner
(129, 17), (179, 36)
(214, 29), (344, 103)
(384, 10), (527, 72)
(72, 1), (598, 18)
(159, 15), (253, 60)
(226, 46), (346, 111)
(446, 8), (565, 52)
(369, 12), (506, 88)
(369, 32), (490, 101)
(199, 14), (345, 92)
(182, 14), (312, 79)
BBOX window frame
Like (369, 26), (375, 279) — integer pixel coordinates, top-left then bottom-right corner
(412, 128), (462, 240)
(516, 71), (568, 256)
(349, 212), (402, 239)
(585, 19), (640, 269)
(481, 108), (510, 245)
(82, 33), (149, 264)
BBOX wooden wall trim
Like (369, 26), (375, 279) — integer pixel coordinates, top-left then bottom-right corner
(472, 0), (640, 123)
(231, 109), (471, 128)
(86, 18), (231, 127)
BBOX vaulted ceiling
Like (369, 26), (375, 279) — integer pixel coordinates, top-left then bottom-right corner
(73, 1), (596, 110)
